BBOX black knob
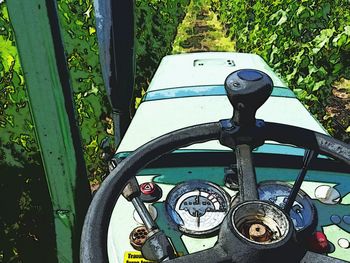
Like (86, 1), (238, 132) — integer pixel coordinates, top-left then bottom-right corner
(224, 69), (273, 126)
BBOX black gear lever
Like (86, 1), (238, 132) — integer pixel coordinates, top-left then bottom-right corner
(223, 69), (274, 201)
(225, 69), (273, 126)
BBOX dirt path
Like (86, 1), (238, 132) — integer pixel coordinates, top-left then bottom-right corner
(326, 79), (350, 142)
(172, 0), (234, 53)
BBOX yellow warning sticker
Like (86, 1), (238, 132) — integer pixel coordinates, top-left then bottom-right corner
(123, 251), (154, 263)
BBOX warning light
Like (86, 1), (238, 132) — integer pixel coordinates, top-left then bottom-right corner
(139, 182), (162, 203)
(306, 231), (329, 253)
(140, 183), (156, 195)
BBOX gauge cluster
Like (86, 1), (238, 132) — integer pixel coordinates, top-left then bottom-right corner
(164, 180), (316, 238)
(108, 167), (350, 263)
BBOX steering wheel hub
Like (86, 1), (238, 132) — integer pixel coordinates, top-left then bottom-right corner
(231, 201), (291, 246)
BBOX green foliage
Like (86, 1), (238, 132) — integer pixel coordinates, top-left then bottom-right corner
(134, 0), (190, 106)
(0, 3), (38, 163)
(0, 157), (56, 263)
(1, 0), (189, 261)
(0, 3), (54, 262)
(1, 0), (190, 179)
(213, 0), (350, 141)
(57, 0), (113, 181)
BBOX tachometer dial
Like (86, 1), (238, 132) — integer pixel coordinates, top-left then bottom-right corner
(258, 181), (316, 234)
(166, 180), (230, 237)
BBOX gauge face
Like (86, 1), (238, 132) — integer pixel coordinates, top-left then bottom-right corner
(166, 180), (230, 237)
(258, 181), (316, 233)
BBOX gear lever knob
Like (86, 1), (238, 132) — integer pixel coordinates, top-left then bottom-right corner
(225, 69), (273, 126)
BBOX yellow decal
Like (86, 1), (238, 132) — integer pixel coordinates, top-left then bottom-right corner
(123, 251), (154, 263)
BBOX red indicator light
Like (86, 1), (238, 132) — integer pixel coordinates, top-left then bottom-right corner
(306, 231), (329, 253)
(139, 182), (162, 202)
(140, 182), (156, 195)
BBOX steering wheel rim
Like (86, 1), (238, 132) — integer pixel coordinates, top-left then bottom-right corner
(80, 120), (350, 263)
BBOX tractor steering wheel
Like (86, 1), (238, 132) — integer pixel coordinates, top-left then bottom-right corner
(80, 70), (350, 263)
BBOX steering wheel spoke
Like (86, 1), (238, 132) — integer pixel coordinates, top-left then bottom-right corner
(300, 251), (348, 263)
(167, 245), (230, 263)
(235, 144), (258, 201)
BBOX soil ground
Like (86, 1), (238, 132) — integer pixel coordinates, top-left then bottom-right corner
(172, 0), (234, 53)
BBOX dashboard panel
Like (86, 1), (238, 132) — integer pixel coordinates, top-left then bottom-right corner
(108, 166), (350, 263)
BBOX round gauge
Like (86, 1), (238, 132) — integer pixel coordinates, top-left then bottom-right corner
(166, 180), (230, 237)
(258, 181), (317, 234)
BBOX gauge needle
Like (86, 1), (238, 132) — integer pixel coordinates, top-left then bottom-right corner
(294, 206), (304, 221)
(196, 210), (200, 227)
(195, 190), (200, 205)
